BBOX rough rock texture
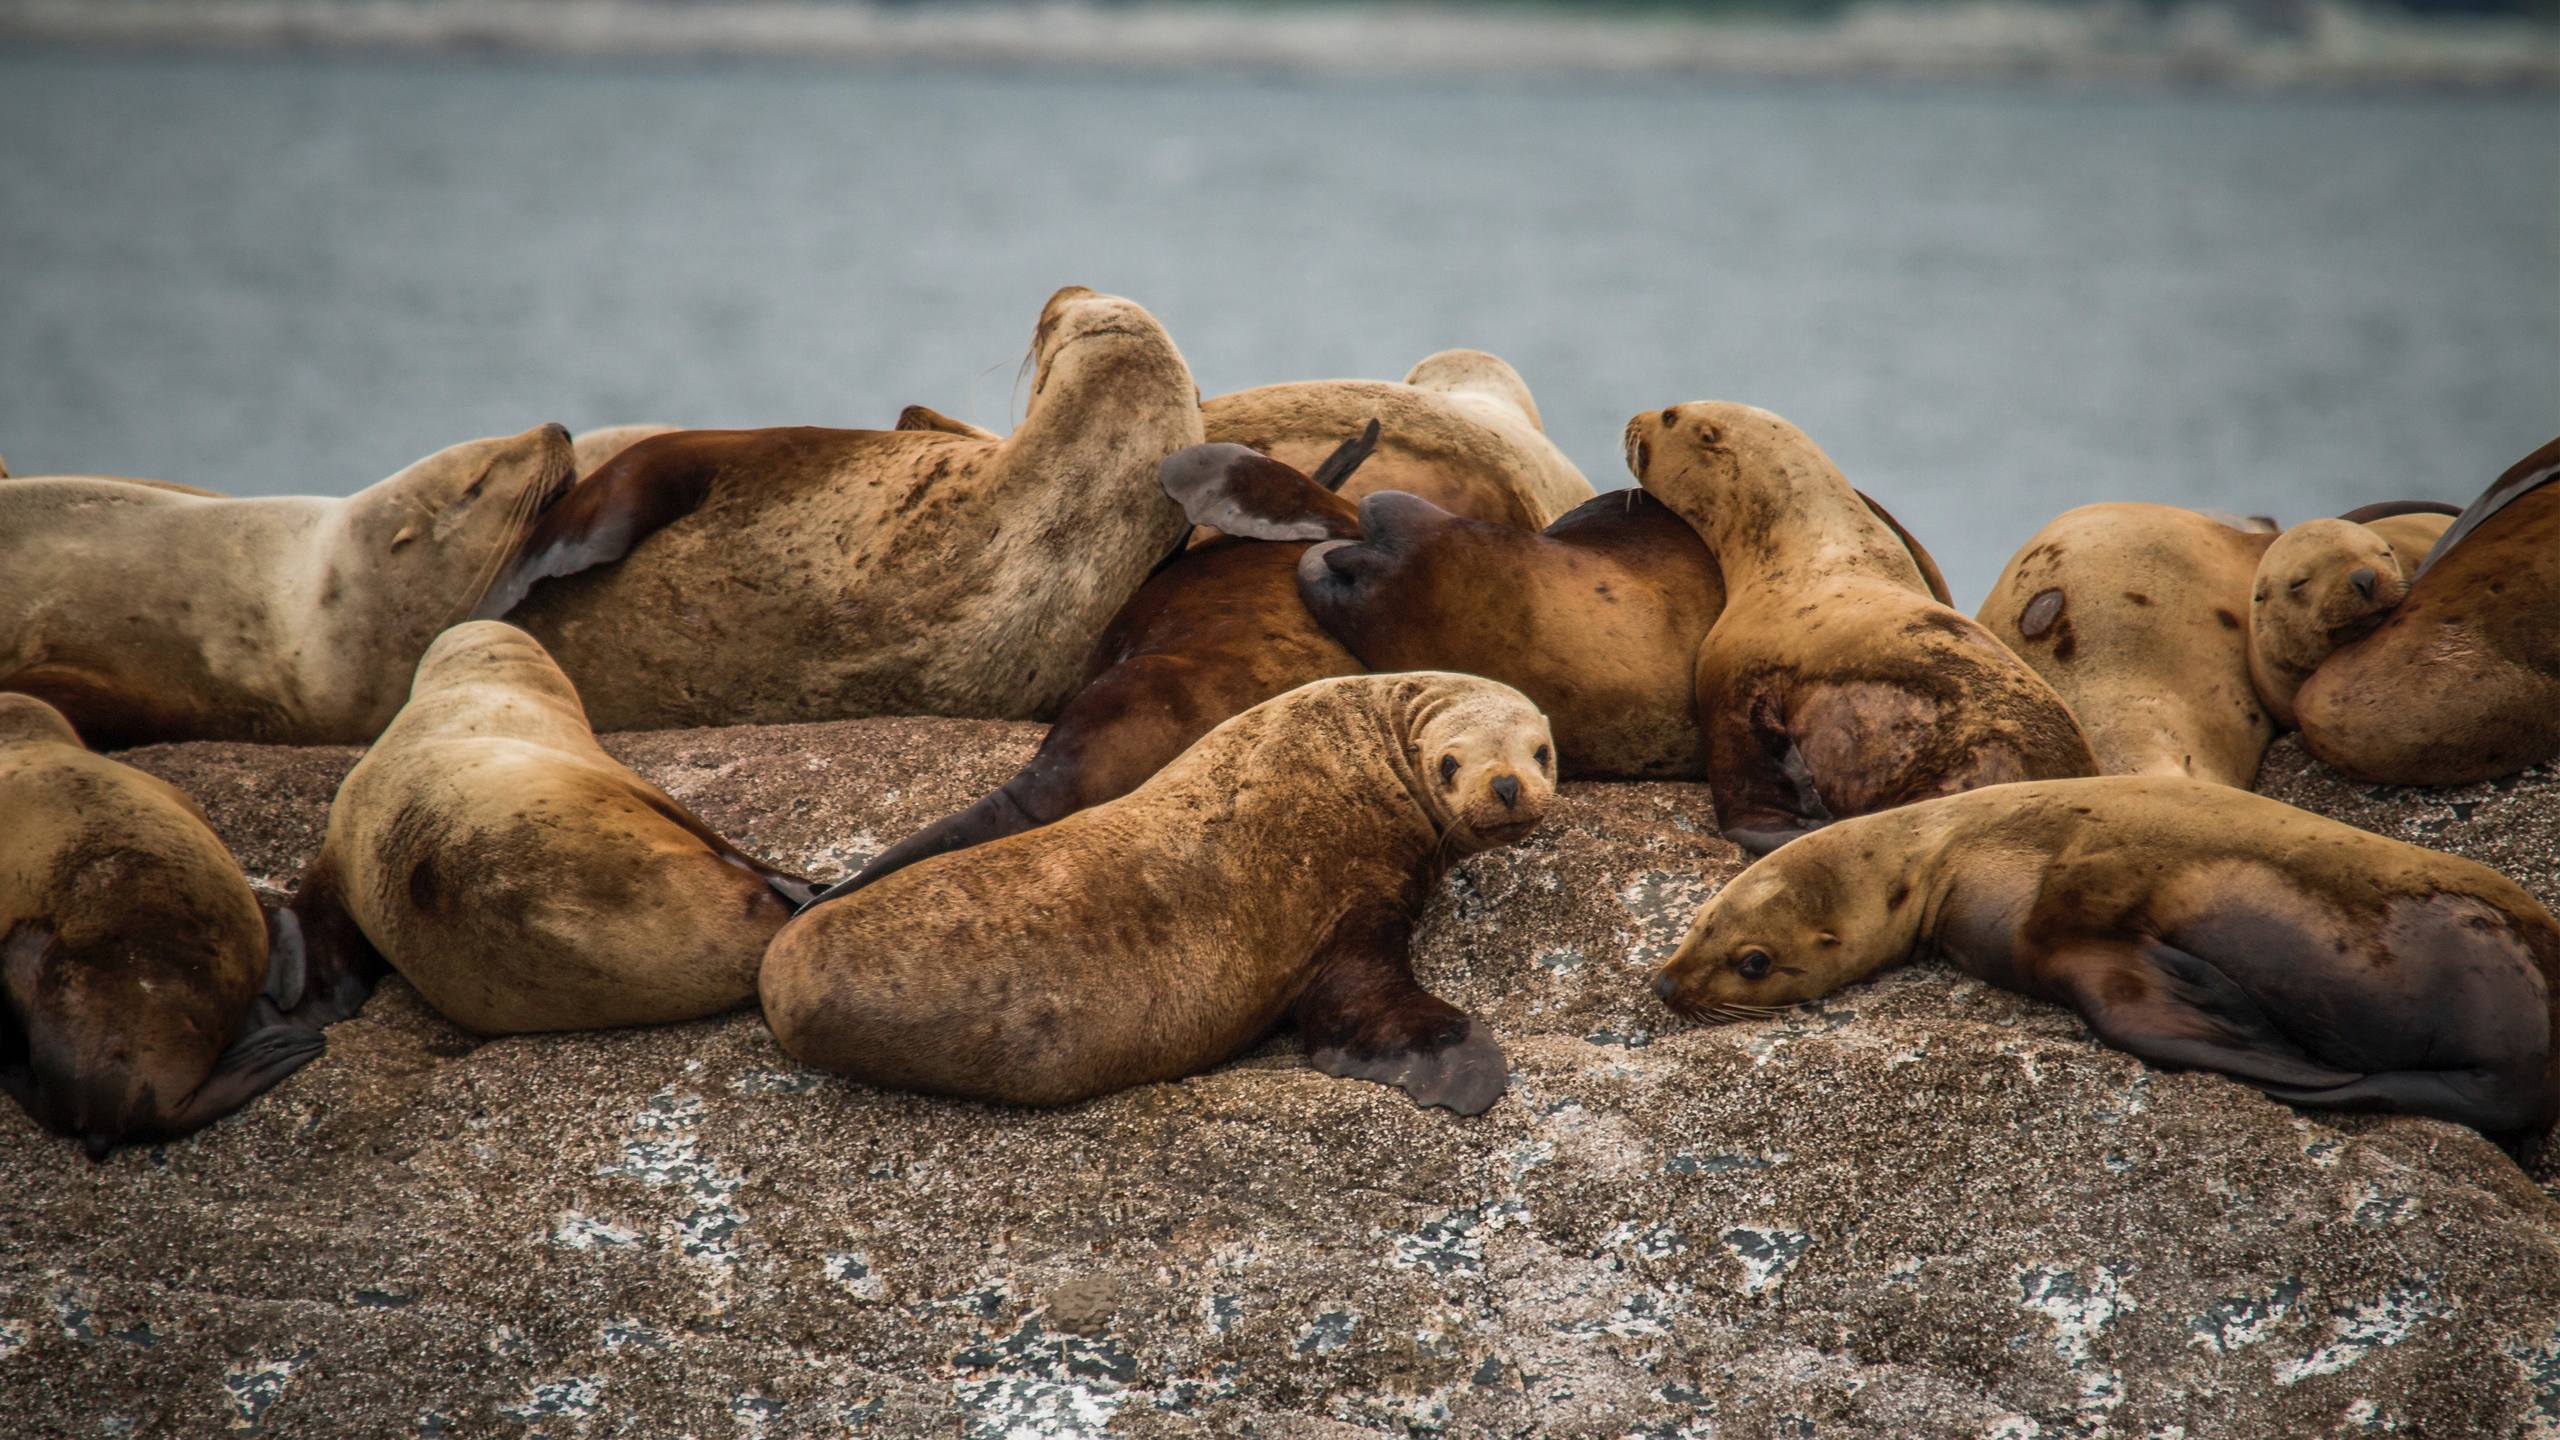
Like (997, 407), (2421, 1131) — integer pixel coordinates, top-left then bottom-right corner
(5, 723), (2558, 1438)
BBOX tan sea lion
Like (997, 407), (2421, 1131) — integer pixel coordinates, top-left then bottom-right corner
(2245, 503), (2459, 730)
(1650, 776), (2560, 1136)
(480, 288), (1203, 729)
(0, 425), (577, 747)
(1202, 348), (1593, 533)
(766, 673), (1555, 1115)
(2294, 437), (2560, 784)
(1625, 402), (2095, 853)
(290, 622), (816, 1036)
(0, 695), (323, 1159)
(1980, 503), (2278, 787)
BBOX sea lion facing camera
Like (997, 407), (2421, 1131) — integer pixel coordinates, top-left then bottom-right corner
(1203, 349), (1593, 533)
(485, 287), (1204, 729)
(1626, 402), (2095, 853)
(0, 695), (323, 1158)
(2294, 437), (2560, 785)
(2246, 515), (2426, 730)
(292, 622), (816, 1036)
(766, 674), (1555, 1115)
(1651, 776), (2560, 1136)
(1980, 503), (2278, 787)
(0, 426), (577, 746)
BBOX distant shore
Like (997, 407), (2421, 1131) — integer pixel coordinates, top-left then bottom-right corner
(4, 0), (2553, 89)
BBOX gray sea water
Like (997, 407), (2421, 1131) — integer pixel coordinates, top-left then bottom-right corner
(2, 48), (2553, 606)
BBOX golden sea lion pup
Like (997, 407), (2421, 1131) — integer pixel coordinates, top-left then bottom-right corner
(1652, 777), (2560, 1136)
(765, 674), (1556, 1116)
(290, 622), (816, 1036)
(0, 695), (323, 1158)
(1980, 503), (2277, 787)
(2245, 502), (2458, 730)
(1626, 402), (2095, 853)
(2294, 437), (2560, 784)
(0, 426), (577, 747)
(1202, 348), (1593, 533)
(480, 288), (1203, 729)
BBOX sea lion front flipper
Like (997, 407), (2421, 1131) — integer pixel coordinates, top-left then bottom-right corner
(895, 404), (1000, 442)
(1854, 490), (1954, 606)
(2049, 938), (2364, 1092)
(281, 857), (387, 1028)
(1706, 689), (1833, 855)
(154, 1017), (325, 1145)
(2256, 1068), (2547, 1135)
(628, 787), (821, 909)
(2416, 433), (2560, 579)
(470, 435), (720, 620)
(260, 902), (306, 1012)
(1295, 906), (1508, 1117)
(1157, 442), (1365, 544)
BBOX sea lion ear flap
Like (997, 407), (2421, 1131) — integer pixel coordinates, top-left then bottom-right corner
(1157, 441), (1364, 544)
(469, 436), (717, 621)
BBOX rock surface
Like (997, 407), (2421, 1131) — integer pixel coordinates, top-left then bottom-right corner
(4, 724), (2558, 1438)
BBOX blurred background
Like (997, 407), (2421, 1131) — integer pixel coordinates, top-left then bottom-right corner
(1, 0), (2553, 605)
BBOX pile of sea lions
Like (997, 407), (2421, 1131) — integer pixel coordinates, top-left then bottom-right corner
(4, 285), (2556, 1161)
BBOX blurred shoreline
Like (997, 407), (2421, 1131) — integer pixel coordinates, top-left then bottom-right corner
(4, 0), (2553, 90)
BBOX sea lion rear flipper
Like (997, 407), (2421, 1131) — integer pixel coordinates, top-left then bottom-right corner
(470, 435), (720, 620)
(2052, 939), (2363, 1092)
(895, 404), (1000, 442)
(1295, 906), (1508, 1117)
(281, 856), (386, 1028)
(1157, 441), (1365, 544)
(1708, 691), (1833, 855)
(154, 1019), (325, 1145)
(2256, 1068), (2546, 1136)
(1305, 419), (1382, 494)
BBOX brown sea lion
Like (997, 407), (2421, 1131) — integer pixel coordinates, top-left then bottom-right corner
(0, 695), (323, 1158)
(0, 425), (577, 747)
(483, 287), (1204, 729)
(1650, 776), (2560, 1136)
(1980, 503), (2278, 787)
(1202, 349), (1593, 534)
(765, 673), (1555, 1115)
(290, 622), (815, 1036)
(1625, 402), (2095, 853)
(2293, 438), (2560, 784)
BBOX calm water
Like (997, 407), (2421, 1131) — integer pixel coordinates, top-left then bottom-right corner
(2, 48), (2553, 606)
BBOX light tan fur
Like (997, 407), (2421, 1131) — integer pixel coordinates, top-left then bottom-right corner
(0, 426), (576, 746)
(2248, 517), (2429, 730)
(1980, 503), (2276, 786)
(572, 424), (678, 477)
(1203, 349), (1593, 533)
(309, 622), (800, 1035)
(512, 287), (1204, 727)
(760, 674), (1553, 1107)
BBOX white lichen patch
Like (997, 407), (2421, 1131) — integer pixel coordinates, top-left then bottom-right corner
(2504, 1321), (2560, 1438)
(596, 1317), (669, 1352)
(1983, 1418), (2043, 1439)
(499, 1376), (604, 1423)
(1721, 1227), (1811, 1297)
(1555, 1290), (1677, 1339)
(1597, 1221), (1686, 1263)
(551, 1212), (641, 1250)
(2276, 1282), (2441, 1386)
(1616, 872), (1718, 971)
(0, 1319), (28, 1360)
(2016, 1263), (2130, 1426)
(955, 1374), (1122, 1439)
(2348, 1186), (2416, 1228)
(1391, 1200), (1528, 1278)
(597, 1087), (749, 1275)
(824, 1251), (888, 1301)
(1296, 1310), (1359, 1356)
(2188, 1280), (2302, 1354)
(222, 1351), (312, 1431)
(729, 1066), (827, 1095)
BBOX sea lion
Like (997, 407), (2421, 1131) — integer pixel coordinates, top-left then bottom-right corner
(766, 673), (1555, 1115)
(2246, 504), (2460, 730)
(1202, 349), (1593, 534)
(2294, 437), (2560, 784)
(290, 622), (816, 1036)
(0, 425), (577, 747)
(1980, 503), (2278, 787)
(1294, 482), (1954, 782)
(0, 694), (323, 1158)
(482, 287), (1204, 729)
(572, 423), (678, 477)
(1650, 776), (2560, 1136)
(1625, 402), (2095, 853)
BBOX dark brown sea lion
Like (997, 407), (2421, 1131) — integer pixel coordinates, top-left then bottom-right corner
(2294, 437), (2560, 784)
(481, 287), (1204, 729)
(765, 674), (1555, 1116)
(1651, 776), (2560, 1136)
(0, 695), (323, 1158)
(1980, 503), (2278, 787)
(1625, 401), (2096, 853)
(291, 622), (815, 1035)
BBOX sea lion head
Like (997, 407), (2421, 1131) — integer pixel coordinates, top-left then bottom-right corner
(1025, 286), (1187, 407)
(1649, 830), (1898, 1019)
(1402, 348), (1544, 432)
(2251, 518), (2410, 684)
(0, 693), (82, 750)
(1393, 674), (1555, 853)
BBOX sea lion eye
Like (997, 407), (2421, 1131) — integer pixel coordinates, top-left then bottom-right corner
(1439, 754), (1458, 785)
(2288, 577), (2308, 593)
(1534, 744), (1551, 770)
(1735, 948), (1773, 980)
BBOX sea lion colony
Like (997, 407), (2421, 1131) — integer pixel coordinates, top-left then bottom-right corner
(3, 285), (2556, 1158)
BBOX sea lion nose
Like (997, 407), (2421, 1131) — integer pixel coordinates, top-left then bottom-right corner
(1493, 774), (1520, 808)
(2349, 567), (2378, 600)
(1651, 971), (1679, 1002)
